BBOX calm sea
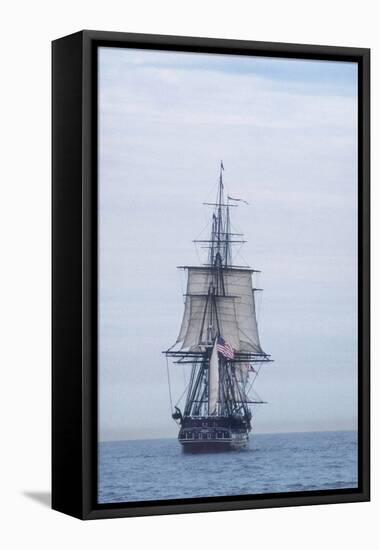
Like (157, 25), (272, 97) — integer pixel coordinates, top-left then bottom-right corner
(98, 430), (358, 504)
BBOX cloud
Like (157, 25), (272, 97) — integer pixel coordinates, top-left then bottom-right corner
(98, 47), (358, 440)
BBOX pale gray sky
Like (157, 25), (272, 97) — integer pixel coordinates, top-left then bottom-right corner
(98, 47), (358, 442)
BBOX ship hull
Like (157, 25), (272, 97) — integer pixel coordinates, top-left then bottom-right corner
(180, 436), (248, 453)
(178, 416), (250, 453)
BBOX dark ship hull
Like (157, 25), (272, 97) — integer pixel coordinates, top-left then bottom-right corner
(178, 415), (250, 453)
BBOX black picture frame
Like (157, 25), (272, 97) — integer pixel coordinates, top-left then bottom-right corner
(52, 30), (370, 520)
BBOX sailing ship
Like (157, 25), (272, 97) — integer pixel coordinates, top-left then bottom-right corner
(165, 163), (272, 452)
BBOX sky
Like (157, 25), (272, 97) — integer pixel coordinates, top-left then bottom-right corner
(98, 46), (358, 442)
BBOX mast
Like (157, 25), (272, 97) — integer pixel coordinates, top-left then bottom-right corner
(210, 161), (230, 271)
(208, 161), (225, 415)
(215, 161), (224, 267)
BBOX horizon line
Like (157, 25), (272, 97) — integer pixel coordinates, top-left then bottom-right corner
(99, 428), (357, 444)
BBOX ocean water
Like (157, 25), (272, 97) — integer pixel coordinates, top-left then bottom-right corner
(98, 430), (358, 504)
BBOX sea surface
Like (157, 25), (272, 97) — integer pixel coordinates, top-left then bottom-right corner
(98, 430), (358, 504)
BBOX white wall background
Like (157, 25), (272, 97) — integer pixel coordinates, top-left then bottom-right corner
(0, 1), (376, 548)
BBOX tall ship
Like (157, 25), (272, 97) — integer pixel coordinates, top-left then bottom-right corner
(165, 163), (272, 452)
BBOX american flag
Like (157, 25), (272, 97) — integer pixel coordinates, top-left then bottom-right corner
(217, 336), (235, 359)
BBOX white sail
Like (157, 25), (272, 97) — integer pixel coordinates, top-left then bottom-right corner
(179, 295), (239, 351)
(181, 295), (208, 350)
(175, 267), (264, 355)
(216, 297), (240, 350)
(208, 341), (219, 414)
(176, 268), (210, 346)
(223, 269), (263, 354)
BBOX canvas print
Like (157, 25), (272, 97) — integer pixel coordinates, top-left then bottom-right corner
(98, 47), (358, 504)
